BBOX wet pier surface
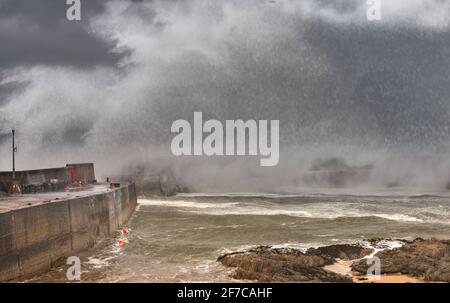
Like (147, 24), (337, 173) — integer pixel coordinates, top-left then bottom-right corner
(0, 185), (112, 213)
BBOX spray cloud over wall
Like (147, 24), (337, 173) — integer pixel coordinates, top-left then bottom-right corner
(1, 0), (450, 192)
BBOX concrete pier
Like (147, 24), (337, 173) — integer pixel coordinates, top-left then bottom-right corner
(0, 184), (137, 281)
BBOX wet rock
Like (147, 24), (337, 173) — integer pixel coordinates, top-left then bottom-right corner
(218, 246), (353, 282)
(351, 238), (450, 282)
(306, 244), (373, 260)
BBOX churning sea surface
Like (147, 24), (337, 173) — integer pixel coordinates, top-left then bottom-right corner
(31, 189), (450, 282)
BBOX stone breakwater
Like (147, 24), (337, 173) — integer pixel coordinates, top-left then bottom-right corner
(218, 238), (450, 283)
(0, 184), (137, 282)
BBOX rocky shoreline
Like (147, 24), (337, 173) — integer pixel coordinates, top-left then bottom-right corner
(217, 238), (450, 283)
(352, 238), (450, 282)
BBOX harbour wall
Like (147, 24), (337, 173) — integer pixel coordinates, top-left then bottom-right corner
(0, 183), (137, 281)
(0, 163), (96, 192)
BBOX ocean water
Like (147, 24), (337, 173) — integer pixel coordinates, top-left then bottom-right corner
(30, 191), (450, 282)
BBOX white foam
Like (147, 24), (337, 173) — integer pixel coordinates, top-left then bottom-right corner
(86, 256), (115, 269)
(138, 199), (239, 209)
(360, 240), (405, 258)
(372, 214), (423, 223)
(137, 198), (447, 224)
(270, 242), (327, 252)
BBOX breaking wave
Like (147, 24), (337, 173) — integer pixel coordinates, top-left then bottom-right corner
(138, 196), (450, 224)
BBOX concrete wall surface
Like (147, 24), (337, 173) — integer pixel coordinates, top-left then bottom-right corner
(0, 183), (137, 281)
(0, 167), (67, 185)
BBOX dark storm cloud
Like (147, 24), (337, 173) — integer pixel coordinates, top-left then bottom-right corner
(0, 0), (120, 69)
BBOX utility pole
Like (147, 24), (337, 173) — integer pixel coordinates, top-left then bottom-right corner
(9, 129), (21, 194)
(12, 129), (16, 180)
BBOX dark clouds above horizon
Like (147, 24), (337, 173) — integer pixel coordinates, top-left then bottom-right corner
(0, 0), (119, 69)
(0, 0), (450, 176)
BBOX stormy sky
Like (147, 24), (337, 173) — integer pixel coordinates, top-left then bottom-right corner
(0, 0), (450, 190)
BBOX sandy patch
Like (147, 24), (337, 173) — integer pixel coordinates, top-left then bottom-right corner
(324, 259), (422, 283)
